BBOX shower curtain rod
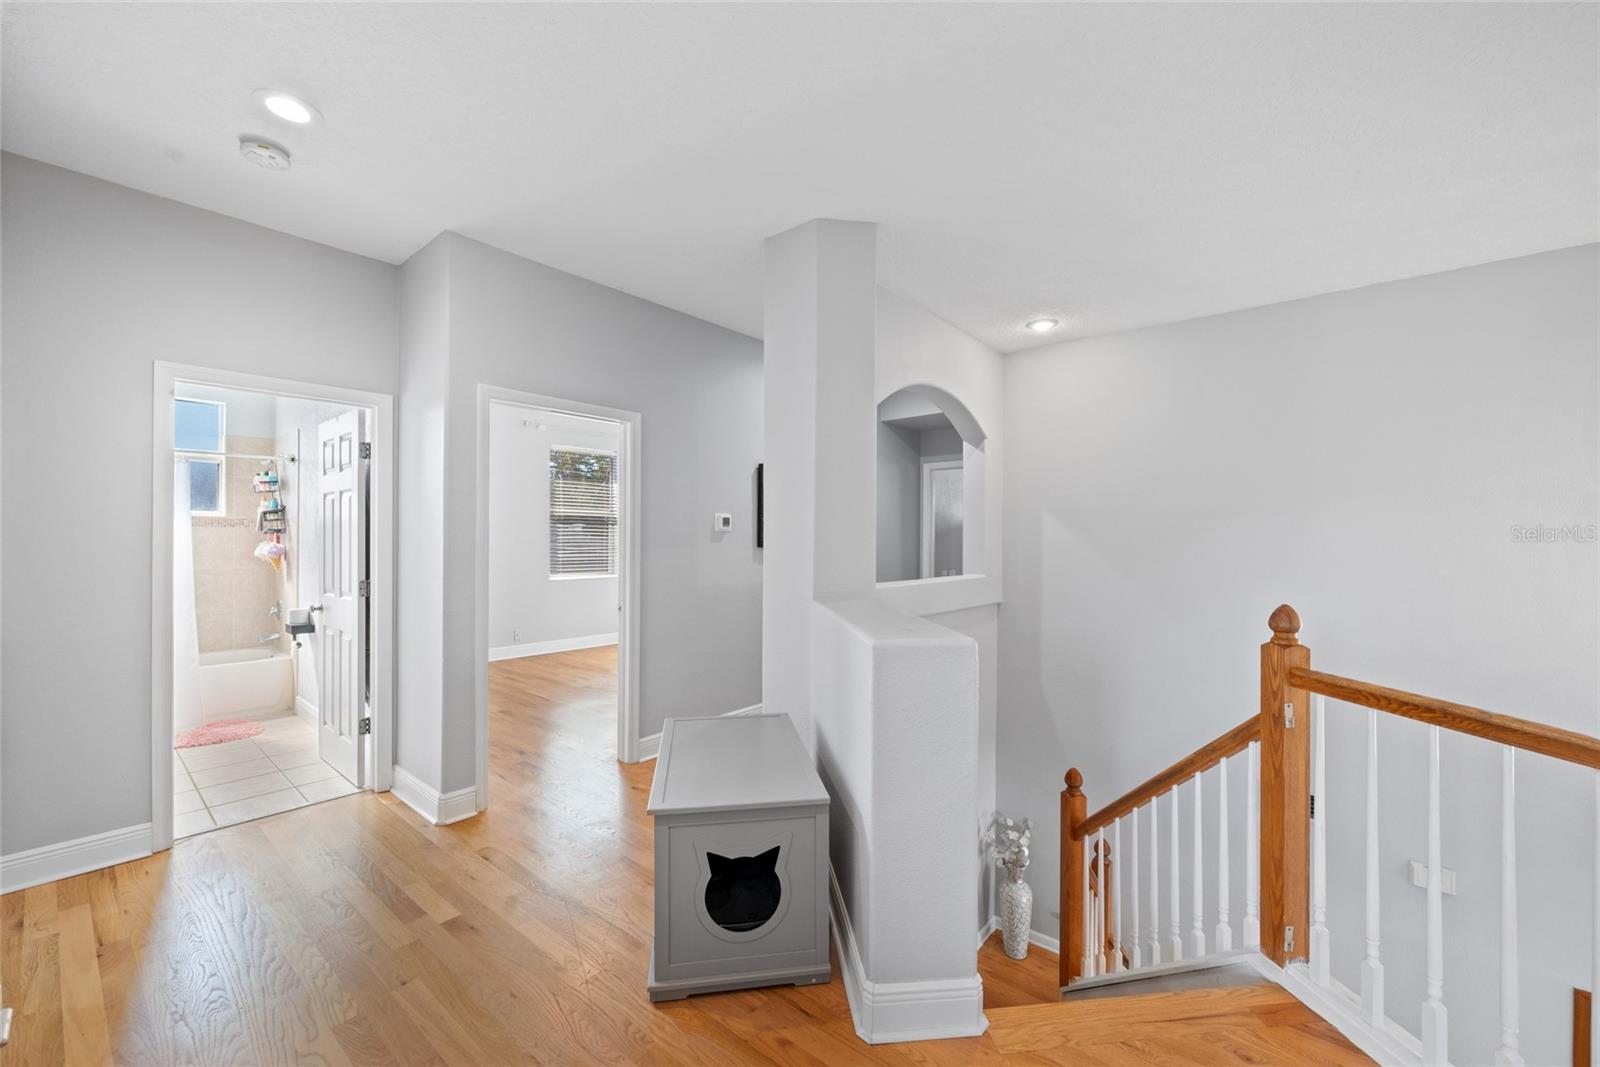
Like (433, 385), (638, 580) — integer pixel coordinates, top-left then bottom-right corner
(174, 449), (296, 463)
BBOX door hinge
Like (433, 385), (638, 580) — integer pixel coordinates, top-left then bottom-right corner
(1310, 794), (1315, 819)
(358, 579), (371, 597)
(359, 717), (372, 736)
(359, 442), (371, 459)
(1283, 701), (1295, 728)
(1284, 925), (1295, 954)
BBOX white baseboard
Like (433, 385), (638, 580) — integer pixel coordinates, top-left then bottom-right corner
(979, 912), (1060, 956)
(488, 633), (617, 661)
(1, 822), (154, 894)
(638, 732), (662, 761)
(1251, 956), (1423, 1066)
(637, 702), (764, 763)
(977, 916), (997, 951)
(294, 695), (317, 727)
(1028, 927), (1060, 954)
(829, 865), (988, 1044)
(391, 766), (478, 826)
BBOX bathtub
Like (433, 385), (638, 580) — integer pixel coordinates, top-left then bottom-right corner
(198, 647), (295, 722)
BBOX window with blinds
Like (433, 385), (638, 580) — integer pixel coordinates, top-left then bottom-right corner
(549, 447), (619, 577)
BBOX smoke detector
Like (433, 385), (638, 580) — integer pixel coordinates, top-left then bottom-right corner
(238, 137), (291, 171)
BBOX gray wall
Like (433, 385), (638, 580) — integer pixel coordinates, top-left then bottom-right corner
(876, 421), (921, 581)
(487, 405), (621, 650)
(998, 244), (1598, 1065)
(0, 154), (398, 853)
(402, 233), (764, 792)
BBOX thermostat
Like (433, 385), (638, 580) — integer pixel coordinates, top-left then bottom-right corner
(713, 513), (733, 531)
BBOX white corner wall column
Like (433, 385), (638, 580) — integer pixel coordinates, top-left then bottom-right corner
(764, 219), (985, 1044)
(762, 219), (878, 748)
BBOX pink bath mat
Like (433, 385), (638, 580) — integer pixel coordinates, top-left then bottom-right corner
(175, 719), (264, 748)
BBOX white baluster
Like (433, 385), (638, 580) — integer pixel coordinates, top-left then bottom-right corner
(1311, 693), (1330, 985)
(1190, 771), (1206, 957)
(1169, 789), (1183, 962)
(1131, 804), (1143, 969)
(1245, 740), (1261, 949)
(1495, 748), (1523, 1066)
(1080, 822), (1093, 979)
(1360, 708), (1385, 1025)
(1095, 827), (1106, 976)
(1148, 795), (1162, 965)
(1216, 755), (1233, 952)
(1421, 725), (1448, 1065)
(1112, 818), (1125, 972)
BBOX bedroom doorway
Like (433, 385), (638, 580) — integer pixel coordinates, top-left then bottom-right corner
(476, 386), (642, 810)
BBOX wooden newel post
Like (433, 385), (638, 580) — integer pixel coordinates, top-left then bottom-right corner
(1260, 604), (1311, 966)
(1062, 768), (1086, 987)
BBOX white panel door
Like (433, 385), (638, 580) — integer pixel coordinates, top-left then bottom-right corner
(316, 410), (365, 785)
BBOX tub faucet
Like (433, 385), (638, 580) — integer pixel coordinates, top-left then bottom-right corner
(256, 633), (282, 644)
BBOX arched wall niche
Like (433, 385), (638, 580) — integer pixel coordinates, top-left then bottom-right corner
(875, 382), (988, 585)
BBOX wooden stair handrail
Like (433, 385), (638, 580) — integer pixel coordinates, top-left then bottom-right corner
(1074, 717), (1260, 840)
(1059, 602), (1600, 992)
(1288, 667), (1600, 770)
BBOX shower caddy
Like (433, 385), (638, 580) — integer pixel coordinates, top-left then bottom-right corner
(253, 460), (288, 570)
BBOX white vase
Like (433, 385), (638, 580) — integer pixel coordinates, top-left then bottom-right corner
(998, 871), (1032, 960)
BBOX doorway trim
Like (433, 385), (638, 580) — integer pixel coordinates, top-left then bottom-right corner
(475, 385), (643, 810)
(150, 361), (396, 853)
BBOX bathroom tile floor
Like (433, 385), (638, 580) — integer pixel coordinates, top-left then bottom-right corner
(172, 713), (359, 838)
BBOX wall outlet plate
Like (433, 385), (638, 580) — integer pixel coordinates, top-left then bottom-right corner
(1408, 859), (1458, 896)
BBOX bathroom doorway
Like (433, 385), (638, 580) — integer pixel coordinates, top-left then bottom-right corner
(152, 364), (395, 849)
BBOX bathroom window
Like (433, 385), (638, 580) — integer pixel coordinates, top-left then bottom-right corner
(175, 398), (225, 515)
(549, 446), (618, 577)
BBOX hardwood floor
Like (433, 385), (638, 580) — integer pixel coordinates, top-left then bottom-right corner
(1, 646), (1367, 1065)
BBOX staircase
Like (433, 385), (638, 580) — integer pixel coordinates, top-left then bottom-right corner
(1052, 604), (1600, 1066)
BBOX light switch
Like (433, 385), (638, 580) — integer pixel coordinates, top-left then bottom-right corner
(713, 513), (733, 532)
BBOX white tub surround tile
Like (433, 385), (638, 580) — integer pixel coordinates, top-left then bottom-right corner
(198, 770), (294, 807)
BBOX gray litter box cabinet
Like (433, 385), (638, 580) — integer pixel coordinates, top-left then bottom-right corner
(646, 713), (831, 1001)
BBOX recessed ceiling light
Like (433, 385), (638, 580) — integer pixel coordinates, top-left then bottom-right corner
(1025, 318), (1060, 333)
(257, 90), (318, 125)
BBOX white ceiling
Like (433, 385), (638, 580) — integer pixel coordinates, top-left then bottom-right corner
(5, 3), (1595, 352)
